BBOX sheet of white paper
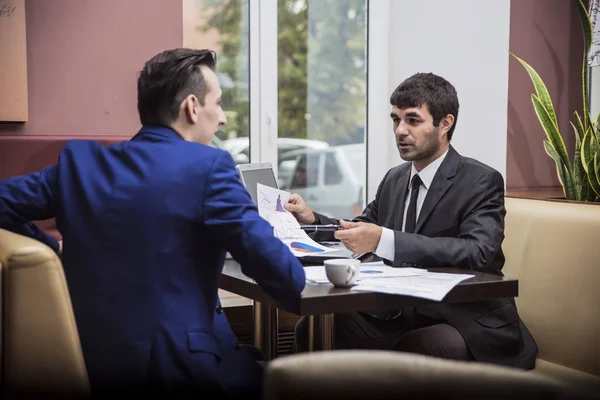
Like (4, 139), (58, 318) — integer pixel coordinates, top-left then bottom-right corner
(256, 183), (334, 257)
(304, 265), (427, 284)
(359, 261), (387, 267)
(352, 272), (474, 301)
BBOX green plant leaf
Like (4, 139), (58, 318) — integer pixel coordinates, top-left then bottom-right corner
(594, 113), (600, 143)
(573, 112), (585, 145)
(572, 120), (588, 201)
(592, 153), (600, 198)
(512, 54), (559, 127)
(581, 129), (600, 200)
(581, 129), (594, 174)
(544, 140), (576, 200)
(532, 94), (573, 176)
(575, 0), (593, 128)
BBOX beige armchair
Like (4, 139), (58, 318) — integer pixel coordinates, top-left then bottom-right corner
(0, 229), (90, 398)
(503, 198), (600, 390)
(264, 351), (591, 400)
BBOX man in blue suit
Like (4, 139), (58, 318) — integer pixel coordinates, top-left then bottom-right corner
(0, 48), (306, 398)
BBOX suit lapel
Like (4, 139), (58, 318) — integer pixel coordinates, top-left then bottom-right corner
(416, 146), (460, 233)
(392, 167), (411, 230)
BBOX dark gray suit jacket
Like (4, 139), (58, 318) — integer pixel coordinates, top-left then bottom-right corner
(314, 146), (538, 369)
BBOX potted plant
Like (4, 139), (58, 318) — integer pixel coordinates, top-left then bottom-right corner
(512, 0), (600, 202)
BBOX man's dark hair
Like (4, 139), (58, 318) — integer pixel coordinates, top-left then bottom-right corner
(390, 73), (459, 141)
(137, 48), (217, 126)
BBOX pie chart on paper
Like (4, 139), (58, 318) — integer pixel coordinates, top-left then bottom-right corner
(290, 241), (325, 253)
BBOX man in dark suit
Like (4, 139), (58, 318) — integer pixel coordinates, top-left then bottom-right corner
(0, 48), (306, 397)
(286, 73), (537, 369)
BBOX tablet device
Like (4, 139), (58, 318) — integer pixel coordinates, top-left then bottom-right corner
(236, 162), (278, 204)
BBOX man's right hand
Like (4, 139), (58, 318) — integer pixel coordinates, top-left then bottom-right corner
(284, 193), (316, 224)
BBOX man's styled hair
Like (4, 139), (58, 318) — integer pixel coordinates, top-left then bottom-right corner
(137, 48), (217, 126)
(390, 73), (460, 141)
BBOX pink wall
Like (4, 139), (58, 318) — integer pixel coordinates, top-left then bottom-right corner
(0, 0), (182, 239)
(0, 0), (183, 136)
(507, 0), (585, 189)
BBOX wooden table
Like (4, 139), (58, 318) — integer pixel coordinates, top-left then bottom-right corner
(220, 260), (518, 359)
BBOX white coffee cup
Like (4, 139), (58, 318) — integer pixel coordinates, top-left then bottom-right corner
(324, 259), (361, 287)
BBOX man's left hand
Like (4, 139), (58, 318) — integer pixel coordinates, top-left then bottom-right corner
(334, 220), (382, 254)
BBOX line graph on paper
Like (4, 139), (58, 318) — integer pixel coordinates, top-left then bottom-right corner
(258, 191), (274, 210)
(261, 210), (305, 241)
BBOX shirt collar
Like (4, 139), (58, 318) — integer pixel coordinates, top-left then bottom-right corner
(410, 148), (449, 190)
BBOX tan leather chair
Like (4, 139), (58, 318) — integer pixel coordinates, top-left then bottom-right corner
(0, 229), (90, 398)
(502, 196), (540, 279)
(264, 350), (591, 400)
(503, 198), (600, 391)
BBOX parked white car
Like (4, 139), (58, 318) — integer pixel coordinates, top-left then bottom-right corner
(221, 137), (329, 165)
(278, 143), (366, 219)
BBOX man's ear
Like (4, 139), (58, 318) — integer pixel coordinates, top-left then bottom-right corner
(182, 94), (200, 124)
(439, 114), (455, 136)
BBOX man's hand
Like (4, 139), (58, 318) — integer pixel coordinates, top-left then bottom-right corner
(284, 194), (316, 224)
(334, 220), (382, 254)
(58, 240), (63, 257)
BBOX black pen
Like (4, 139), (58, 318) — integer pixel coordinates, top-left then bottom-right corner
(299, 224), (343, 232)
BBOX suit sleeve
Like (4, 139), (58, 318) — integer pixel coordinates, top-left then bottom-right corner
(392, 169), (505, 272)
(310, 169), (393, 242)
(202, 152), (306, 304)
(0, 166), (60, 253)
(354, 169), (391, 225)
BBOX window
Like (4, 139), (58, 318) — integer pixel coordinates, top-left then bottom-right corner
(277, 158), (298, 189)
(324, 153), (342, 185)
(290, 153), (320, 189)
(183, 0), (250, 162)
(183, 0), (369, 219)
(277, 0), (367, 217)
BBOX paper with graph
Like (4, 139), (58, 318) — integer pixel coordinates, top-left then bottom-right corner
(256, 183), (334, 257)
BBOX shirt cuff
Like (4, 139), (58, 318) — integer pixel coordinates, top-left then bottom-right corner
(374, 227), (394, 262)
(312, 212), (320, 224)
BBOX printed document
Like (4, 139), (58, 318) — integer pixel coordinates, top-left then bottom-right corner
(256, 183), (334, 257)
(304, 263), (427, 284)
(352, 271), (474, 301)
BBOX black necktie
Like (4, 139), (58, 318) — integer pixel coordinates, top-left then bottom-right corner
(404, 174), (422, 234)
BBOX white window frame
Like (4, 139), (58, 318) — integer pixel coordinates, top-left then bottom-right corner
(251, 0), (392, 204)
(249, 0), (278, 176)
(366, 0), (393, 203)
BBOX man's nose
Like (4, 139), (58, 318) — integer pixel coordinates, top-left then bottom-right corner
(394, 121), (409, 137)
(219, 109), (227, 126)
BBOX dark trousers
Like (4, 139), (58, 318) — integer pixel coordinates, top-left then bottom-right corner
(294, 307), (473, 361)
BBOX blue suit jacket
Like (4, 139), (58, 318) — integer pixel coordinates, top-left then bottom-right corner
(0, 126), (306, 396)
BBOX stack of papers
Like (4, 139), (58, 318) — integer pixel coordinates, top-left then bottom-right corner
(305, 262), (426, 284)
(305, 262), (474, 301)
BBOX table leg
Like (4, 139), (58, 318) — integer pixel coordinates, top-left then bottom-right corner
(308, 315), (315, 352)
(253, 300), (279, 360)
(318, 313), (335, 351)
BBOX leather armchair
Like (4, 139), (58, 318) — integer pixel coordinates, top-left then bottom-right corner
(0, 229), (90, 398)
(264, 350), (590, 400)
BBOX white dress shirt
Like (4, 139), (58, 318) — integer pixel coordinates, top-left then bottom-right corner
(374, 149), (449, 262)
